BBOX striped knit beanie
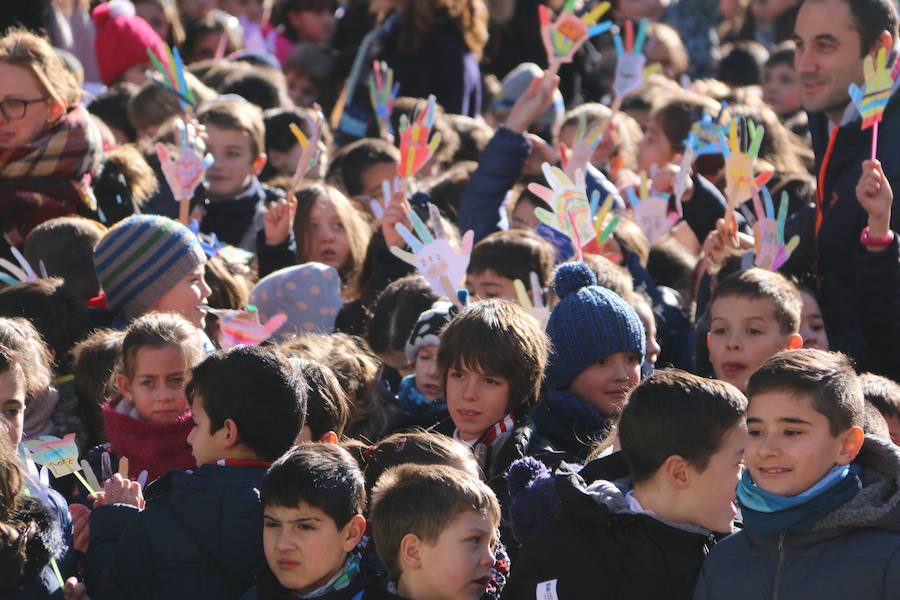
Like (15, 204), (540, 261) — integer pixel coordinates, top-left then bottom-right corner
(545, 262), (645, 390)
(94, 215), (206, 319)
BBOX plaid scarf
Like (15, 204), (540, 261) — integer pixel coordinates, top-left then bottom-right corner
(0, 104), (102, 243)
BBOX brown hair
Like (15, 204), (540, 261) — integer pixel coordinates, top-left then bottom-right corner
(645, 22), (689, 80)
(559, 103), (642, 173)
(370, 463), (500, 578)
(23, 217), (106, 302)
(119, 312), (204, 381)
(652, 92), (722, 153)
(197, 97), (265, 157)
(859, 372), (900, 419)
(394, 0), (489, 59)
(438, 299), (549, 413)
(204, 255), (252, 310)
(293, 358), (351, 440)
(747, 349), (864, 436)
(127, 71), (215, 135)
(467, 230), (555, 293)
(710, 267), (802, 335)
(0, 318), (52, 399)
(0, 28), (79, 109)
(72, 329), (125, 448)
(579, 254), (635, 301)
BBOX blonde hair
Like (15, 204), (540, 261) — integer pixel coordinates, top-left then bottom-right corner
(0, 29), (79, 109)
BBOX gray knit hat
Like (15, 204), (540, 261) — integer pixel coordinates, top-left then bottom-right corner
(93, 215), (206, 319)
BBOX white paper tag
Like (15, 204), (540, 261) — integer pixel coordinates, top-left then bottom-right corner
(536, 579), (560, 600)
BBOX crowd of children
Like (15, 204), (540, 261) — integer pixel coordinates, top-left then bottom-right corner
(2, 0), (900, 598)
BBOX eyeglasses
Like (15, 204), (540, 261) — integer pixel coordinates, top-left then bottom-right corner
(0, 98), (48, 121)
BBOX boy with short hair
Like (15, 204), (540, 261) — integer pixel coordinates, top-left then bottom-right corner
(242, 443), (368, 599)
(465, 230), (555, 302)
(707, 267), (803, 392)
(197, 98), (284, 250)
(369, 464), (500, 600)
(86, 346), (307, 600)
(293, 358), (351, 443)
(505, 370), (747, 599)
(859, 372), (900, 445)
(695, 349), (900, 600)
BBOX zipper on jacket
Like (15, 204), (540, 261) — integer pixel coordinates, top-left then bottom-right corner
(771, 533), (786, 600)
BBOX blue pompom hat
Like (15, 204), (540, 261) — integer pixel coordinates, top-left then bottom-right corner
(545, 262), (646, 390)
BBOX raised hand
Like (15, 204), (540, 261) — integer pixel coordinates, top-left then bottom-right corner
(539, 0), (612, 74)
(398, 94), (442, 179)
(389, 203), (474, 302)
(612, 18), (650, 101)
(95, 473), (144, 509)
(751, 186), (799, 271)
(157, 118), (213, 224)
(369, 61), (399, 142)
(289, 104), (325, 186)
(514, 272), (550, 330)
(527, 163), (597, 251)
(626, 173), (679, 244)
(263, 195), (298, 246)
(719, 116), (772, 236)
(856, 159), (893, 239)
(559, 111), (607, 178)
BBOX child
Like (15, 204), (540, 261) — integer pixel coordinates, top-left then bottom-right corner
(86, 346), (307, 599)
(859, 373), (900, 445)
(0, 317), (54, 442)
(92, 0), (166, 86)
(695, 349), (900, 599)
(531, 262), (646, 463)
(267, 0), (337, 63)
(707, 267), (803, 392)
(197, 98), (285, 250)
(93, 214), (212, 331)
(72, 329), (126, 454)
(250, 263), (344, 340)
(797, 283), (829, 350)
(23, 216), (105, 302)
(328, 138), (400, 203)
(397, 301), (455, 430)
(88, 313), (204, 483)
(762, 44), (803, 120)
(465, 230), (554, 302)
(282, 43), (337, 108)
(245, 443), (367, 599)
(263, 107), (332, 182)
(506, 370), (748, 598)
(293, 358), (349, 443)
(369, 464), (500, 600)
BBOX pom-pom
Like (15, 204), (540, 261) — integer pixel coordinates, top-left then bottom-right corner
(107, 0), (136, 18)
(553, 262), (597, 299)
(506, 456), (551, 498)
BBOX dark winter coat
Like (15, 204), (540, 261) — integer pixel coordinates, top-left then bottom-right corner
(857, 233), (900, 382)
(503, 461), (717, 599)
(693, 437), (900, 600)
(199, 178), (284, 250)
(86, 463), (269, 600)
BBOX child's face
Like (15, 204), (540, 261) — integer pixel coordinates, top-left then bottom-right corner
(120, 345), (190, 423)
(679, 422), (747, 533)
(633, 301), (661, 367)
(149, 263), (212, 328)
(883, 413), (900, 446)
(179, 0), (217, 21)
(707, 296), (800, 392)
(286, 70), (321, 108)
(304, 197), (351, 271)
(799, 291), (829, 351)
(746, 390), (862, 496)
(263, 502), (364, 594)
(287, 8), (335, 44)
(135, 1), (171, 43)
(220, 0), (265, 22)
(445, 366), (511, 442)
(568, 351), (642, 416)
(414, 345), (442, 402)
(268, 143), (304, 178)
(637, 118), (676, 172)
(186, 394), (228, 466)
(187, 31), (224, 63)
(762, 63), (803, 117)
(404, 509), (497, 600)
(510, 197), (541, 230)
(466, 269), (517, 301)
(358, 161), (399, 202)
(616, 0), (668, 20)
(0, 365), (25, 446)
(205, 124), (264, 197)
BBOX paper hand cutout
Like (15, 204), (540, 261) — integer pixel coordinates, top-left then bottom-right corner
(514, 272), (550, 330)
(626, 173), (680, 244)
(23, 433), (97, 491)
(528, 164), (597, 249)
(673, 132), (697, 203)
(157, 119), (212, 202)
(752, 186), (799, 271)
(289, 104), (325, 186)
(539, 0), (612, 70)
(370, 177), (402, 220)
(389, 203), (474, 301)
(690, 111), (723, 156)
(590, 192), (621, 243)
(147, 44), (195, 108)
(612, 19), (650, 100)
(204, 307), (288, 350)
(849, 38), (895, 130)
(369, 61), (399, 140)
(398, 95), (442, 179)
(559, 112), (606, 178)
(0, 247), (40, 287)
(719, 117), (773, 234)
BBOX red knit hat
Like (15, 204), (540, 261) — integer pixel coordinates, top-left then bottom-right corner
(92, 1), (167, 85)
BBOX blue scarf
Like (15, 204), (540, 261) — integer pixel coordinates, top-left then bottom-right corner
(530, 388), (613, 460)
(737, 464), (863, 535)
(397, 375), (446, 420)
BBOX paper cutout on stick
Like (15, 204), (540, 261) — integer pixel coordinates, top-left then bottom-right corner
(690, 111), (724, 156)
(157, 119), (213, 223)
(0, 247), (39, 286)
(389, 203), (473, 302)
(202, 307), (287, 350)
(626, 173), (680, 244)
(369, 61), (399, 140)
(849, 38), (896, 159)
(528, 164), (597, 250)
(397, 95), (441, 179)
(559, 112), (607, 179)
(514, 272), (550, 330)
(612, 19), (650, 100)
(539, 0), (612, 72)
(719, 116), (773, 235)
(23, 434), (98, 497)
(673, 132), (697, 203)
(289, 104), (324, 186)
(751, 186), (799, 271)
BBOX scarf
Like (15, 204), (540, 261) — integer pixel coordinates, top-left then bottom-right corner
(297, 554), (361, 599)
(397, 375), (446, 419)
(530, 388), (613, 460)
(102, 394), (197, 481)
(454, 413), (516, 475)
(0, 104), (102, 241)
(737, 464), (863, 535)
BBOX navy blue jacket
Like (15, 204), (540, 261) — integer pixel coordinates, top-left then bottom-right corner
(86, 464), (269, 600)
(857, 234), (900, 382)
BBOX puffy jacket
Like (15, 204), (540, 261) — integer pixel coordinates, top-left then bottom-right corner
(857, 233), (900, 382)
(693, 437), (900, 600)
(503, 461), (718, 599)
(86, 464), (269, 600)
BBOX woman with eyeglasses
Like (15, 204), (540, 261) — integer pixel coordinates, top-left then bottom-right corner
(0, 29), (103, 248)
